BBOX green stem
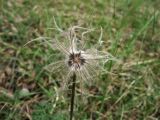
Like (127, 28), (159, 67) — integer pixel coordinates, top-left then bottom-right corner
(113, 0), (116, 18)
(70, 72), (76, 120)
(152, 8), (155, 35)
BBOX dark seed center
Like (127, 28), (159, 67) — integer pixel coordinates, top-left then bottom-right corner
(68, 52), (86, 68)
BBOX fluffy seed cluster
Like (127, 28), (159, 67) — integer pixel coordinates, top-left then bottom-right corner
(25, 23), (116, 89)
(46, 25), (115, 87)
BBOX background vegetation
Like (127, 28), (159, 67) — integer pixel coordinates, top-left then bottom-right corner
(0, 0), (160, 119)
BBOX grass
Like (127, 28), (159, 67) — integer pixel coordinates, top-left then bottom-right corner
(0, 0), (160, 120)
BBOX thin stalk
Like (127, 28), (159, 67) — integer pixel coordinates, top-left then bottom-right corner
(113, 0), (116, 18)
(152, 8), (156, 35)
(70, 72), (76, 120)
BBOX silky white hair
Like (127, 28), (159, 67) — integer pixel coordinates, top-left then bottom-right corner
(24, 20), (117, 91)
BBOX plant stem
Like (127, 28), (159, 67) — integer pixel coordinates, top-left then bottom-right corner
(113, 0), (116, 18)
(70, 72), (76, 120)
(152, 8), (155, 35)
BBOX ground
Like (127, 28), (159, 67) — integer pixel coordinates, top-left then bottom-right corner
(0, 0), (160, 120)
